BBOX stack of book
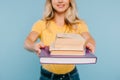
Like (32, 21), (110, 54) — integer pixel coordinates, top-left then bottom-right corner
(50, 33), (86, 55)
(40, 33), (97, 64)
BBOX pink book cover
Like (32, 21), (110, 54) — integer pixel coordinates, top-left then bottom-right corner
(40, 47), (97, 64)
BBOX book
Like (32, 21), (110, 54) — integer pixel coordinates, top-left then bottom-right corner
(54, 33), (86, 51)
(50, 42), (85, 51)
(50, 50), (84, 56)
(40, 47), (97, 64)
(50, 42), (85, 55)
(49, 33), (86, 55)
(55, 38), (85, 48)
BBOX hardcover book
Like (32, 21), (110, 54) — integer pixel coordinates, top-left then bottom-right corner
(53, 33), (86, 51)
(50, 42), (85, 55)
(49, 33), (86, 55)
(50, 50), (85, 56)
(40, 47), (97, 64)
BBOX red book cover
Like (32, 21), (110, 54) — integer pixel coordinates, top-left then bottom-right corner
(40, 47), (97, 64)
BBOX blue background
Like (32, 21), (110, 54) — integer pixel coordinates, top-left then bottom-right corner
(0, 0), (120, 80)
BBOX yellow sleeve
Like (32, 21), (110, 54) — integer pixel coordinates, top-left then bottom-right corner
(31, 20), (45, 37)
(77, 20), (89, 34)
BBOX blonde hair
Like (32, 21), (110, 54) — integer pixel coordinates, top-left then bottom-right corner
(43, 0), (80, 26)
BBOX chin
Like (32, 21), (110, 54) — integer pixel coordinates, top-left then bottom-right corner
(56, 9), (67, 13)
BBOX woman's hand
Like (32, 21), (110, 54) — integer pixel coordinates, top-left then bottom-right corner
(86, 41), (95, 53)
(33, 42), (45, 56)
(81, 32), (96, 54)
(24, 31), (46, 56)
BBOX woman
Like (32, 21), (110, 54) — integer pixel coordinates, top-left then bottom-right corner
(24, 0), (95, 80)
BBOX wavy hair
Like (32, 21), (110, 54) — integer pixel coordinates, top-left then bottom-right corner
(43, 0), (80, 26)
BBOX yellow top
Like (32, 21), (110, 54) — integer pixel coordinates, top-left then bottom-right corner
(32, 20), (89, 74)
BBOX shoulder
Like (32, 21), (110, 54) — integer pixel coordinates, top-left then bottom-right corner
(33, 19), (46, 25)
(32, 19), (47, 29)
(31, 19), (47, 33)
(76, 19), (89, 33)
(76, 19), (88, 28)
(77, 19), (87, 26)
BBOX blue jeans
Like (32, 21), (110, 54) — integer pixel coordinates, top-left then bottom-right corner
(40, 66), (80, 80)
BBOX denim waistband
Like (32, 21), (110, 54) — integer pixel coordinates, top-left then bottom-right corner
(41, 66), (77, 79)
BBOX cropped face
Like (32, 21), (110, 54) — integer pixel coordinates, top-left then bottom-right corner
(51, 0), (70, 13)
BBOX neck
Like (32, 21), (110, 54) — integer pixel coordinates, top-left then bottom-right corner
(53, 12), (65, 27)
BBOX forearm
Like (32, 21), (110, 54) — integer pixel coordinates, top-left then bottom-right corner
(24, 31), (40, 52)
(24, 37), (35, 52)
(86, 36), (95, 46)
(81, 32), (96, 53)
(81, 32), (95, 45)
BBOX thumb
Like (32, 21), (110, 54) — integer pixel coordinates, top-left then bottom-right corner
(34, 47), (41, 57)
(39, 42), (46, 48)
